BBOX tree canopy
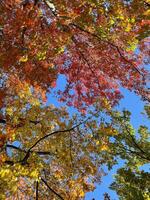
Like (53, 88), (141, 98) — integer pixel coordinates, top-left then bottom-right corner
(0, 0), (149, 199)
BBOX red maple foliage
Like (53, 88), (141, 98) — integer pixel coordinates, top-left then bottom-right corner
(0, 0), (149, 109)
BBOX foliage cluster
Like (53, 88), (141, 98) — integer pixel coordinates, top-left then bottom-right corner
(0, 0), (149, 199)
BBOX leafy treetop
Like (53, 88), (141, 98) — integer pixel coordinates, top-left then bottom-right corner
(0, 0), (149, 109)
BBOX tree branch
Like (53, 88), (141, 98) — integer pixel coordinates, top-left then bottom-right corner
(20, 125), (80, 164)
(0, 119), (6, 124)
(41, 178), (64, 200)
(118, 121), (150, 161)
(28, 125), (78, 151)
(71, 36), (104, 93)
(0, 118), (40, 125)
(69, 130), (73, 168)
(20, 112), (99, 164)
(126, 127), (149, 158)
(36, 181), (39, 200)
(6, 144), (54, 155)
(116, 142), (150, 162)
(144, 1), (150, 7)
(69, 23), (143, 77)
(43, 0), (144, 77)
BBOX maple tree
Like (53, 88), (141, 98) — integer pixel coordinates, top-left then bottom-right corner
(0, 0), (150, 199)
(0, 0), (149, 107)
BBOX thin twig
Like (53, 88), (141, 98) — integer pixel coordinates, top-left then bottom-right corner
(116, 142), (150, 162)
(41, 178), (64, 200)
(69, 130), (73, 168)
(125, 126), (150, 159)
(72, 36), (103, 93)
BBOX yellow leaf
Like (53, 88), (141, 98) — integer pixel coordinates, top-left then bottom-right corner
(79, 189), (84, 197)
(57, 47), (65, 54)
(19, 55), (28, 62)
(6, 107), (13, 116)
(109, 18), (115, 25)
(144, 10), (150, 16)
(125, 23), (131, 32)
(101, 145), (108, 151)
(30, 170), (39, 179)
(0, 169), (11, 178)
(130, 18), (135, 23)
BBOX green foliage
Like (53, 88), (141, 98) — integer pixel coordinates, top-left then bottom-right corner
(106, 105), (150, 200)
(110, 169), (150, 200)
